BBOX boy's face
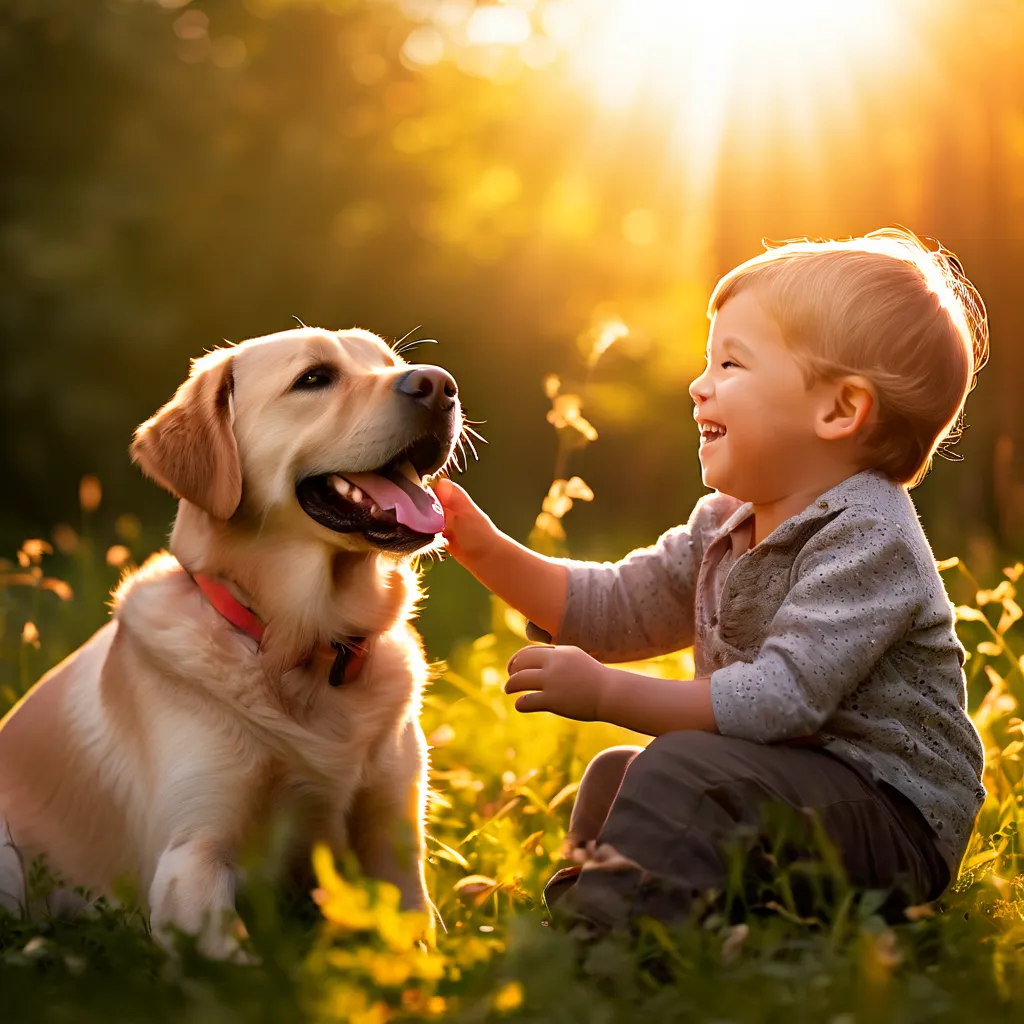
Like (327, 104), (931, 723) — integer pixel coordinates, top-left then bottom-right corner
(689, 289), (838, 503)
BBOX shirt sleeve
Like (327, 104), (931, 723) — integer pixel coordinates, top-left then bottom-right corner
(710, 511), (924, 742)
(555, 494), (721, 662)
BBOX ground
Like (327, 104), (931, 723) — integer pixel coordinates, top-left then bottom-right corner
(0, 531), (1022, 1023)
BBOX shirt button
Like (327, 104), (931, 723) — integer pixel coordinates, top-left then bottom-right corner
(817, 500), (829, 510)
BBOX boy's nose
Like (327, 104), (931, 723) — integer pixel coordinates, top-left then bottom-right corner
(688, 371), (712, 402)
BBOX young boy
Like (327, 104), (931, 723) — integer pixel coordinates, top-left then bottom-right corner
(434, 228), (989, 932)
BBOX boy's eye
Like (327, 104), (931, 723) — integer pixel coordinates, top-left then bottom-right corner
(721, 360), (739, 369)
(291, 366), (337, 391)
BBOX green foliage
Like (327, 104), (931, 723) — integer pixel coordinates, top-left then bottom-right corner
(5, 0), (1024, 560)
(2, 395), (1024, 1021)
(4, 1), (1024, 1019)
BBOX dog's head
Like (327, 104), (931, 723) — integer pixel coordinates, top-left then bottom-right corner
(131, 327), (461, 556)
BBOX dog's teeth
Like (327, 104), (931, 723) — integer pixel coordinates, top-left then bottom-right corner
(397, 460), (422, 488)
(370, 503), (382, 517)
(350, 486), (364, 504)
(331, 476), (352, 497)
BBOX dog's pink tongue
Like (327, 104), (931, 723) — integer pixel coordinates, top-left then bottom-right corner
(343, 472), (445, 535)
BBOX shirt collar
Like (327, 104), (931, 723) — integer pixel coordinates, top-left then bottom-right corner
(707, 470), (900, 549)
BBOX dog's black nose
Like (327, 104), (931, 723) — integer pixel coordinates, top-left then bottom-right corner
(395, 367), (457, 412)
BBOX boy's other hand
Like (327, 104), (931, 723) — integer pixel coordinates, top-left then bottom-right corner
(433, 478), (497, 567)
(505, 644), (609, 722)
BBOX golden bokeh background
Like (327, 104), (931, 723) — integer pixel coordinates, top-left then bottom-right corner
(3, 0), (1024, 653)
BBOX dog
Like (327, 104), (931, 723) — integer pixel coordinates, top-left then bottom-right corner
(0, 326), (461, 958)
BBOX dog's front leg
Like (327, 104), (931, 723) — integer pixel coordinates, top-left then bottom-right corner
(148, 836), (250, 961)
(346, 720), (430, 917)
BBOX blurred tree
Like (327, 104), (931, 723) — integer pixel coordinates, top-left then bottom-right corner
(2, 0), (1023, 600)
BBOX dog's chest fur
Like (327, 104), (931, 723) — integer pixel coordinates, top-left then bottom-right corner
(107, 559), (427, 853)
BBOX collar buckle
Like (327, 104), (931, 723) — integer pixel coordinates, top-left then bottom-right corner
(329, 639), (369, 687)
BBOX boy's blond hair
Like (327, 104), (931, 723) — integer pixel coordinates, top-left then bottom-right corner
(708, 227), (989, 488)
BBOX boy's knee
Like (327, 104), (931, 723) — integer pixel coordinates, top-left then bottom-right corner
(598, 731), (730, 828)
(569, 745), (644, 848)
(582, 745), (642, 785)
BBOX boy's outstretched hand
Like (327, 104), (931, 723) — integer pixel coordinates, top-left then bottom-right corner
(432, 477), (569, 638)
(505, 644), (609, 721)
(433, 477), (496, 567)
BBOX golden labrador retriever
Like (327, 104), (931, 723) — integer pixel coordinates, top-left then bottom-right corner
(0, 326), (461, 958)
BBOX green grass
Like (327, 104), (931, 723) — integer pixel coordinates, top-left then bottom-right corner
(1, 486), (1023, 1022)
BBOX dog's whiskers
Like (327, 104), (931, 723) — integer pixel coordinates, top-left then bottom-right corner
(396, 338), (439, 358)
(439, 446), (465, 477)
(458, 422), (484, 462)
(391, 325), (422, 352)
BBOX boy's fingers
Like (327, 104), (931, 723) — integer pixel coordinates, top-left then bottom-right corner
(507, 645), (554, 675)
(432, 478), (456, 513)
(504, 668), (546, 694)
(432, 476), (455, 500)
(514, 692), (550, 714)
(434, 477), (469, 510)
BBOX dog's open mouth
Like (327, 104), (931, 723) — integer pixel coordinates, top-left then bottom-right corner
(295, 434), (447, 552)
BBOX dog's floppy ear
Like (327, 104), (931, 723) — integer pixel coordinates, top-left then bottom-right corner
(131, 350), (242, 520)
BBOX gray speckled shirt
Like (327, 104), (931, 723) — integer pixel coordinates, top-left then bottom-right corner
(556, 470), (986, 872)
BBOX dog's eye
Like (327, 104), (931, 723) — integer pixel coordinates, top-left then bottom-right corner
(292, 366), (337, 391)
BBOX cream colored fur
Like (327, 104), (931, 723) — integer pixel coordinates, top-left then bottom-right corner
(0, 327), (459, 959)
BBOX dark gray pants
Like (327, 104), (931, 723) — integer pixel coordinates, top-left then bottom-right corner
(545, 732), (950, 932)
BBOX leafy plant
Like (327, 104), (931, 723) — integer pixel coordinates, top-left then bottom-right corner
(1, 348), (1023, 1020)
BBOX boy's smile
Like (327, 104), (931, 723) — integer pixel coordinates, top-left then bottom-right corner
(698, 421), (727, 446)
(690, 289), (815, 501)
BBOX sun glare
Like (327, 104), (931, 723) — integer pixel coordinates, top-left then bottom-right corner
(555, 0), (932, 257)
(402, 1), (932, 145)
(398, 0), (937, 265)
(571, 0), (924, 113)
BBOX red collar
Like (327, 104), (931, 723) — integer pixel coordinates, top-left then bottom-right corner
(191, 572), (369, 686)
(193, 573), (265, 643)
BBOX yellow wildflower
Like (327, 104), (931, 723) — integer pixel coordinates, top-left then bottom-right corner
(492, 980), (523, 1012)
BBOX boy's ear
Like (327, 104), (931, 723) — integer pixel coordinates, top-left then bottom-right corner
(816, 375), (875, 442)
(131, 352), (242, 520)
